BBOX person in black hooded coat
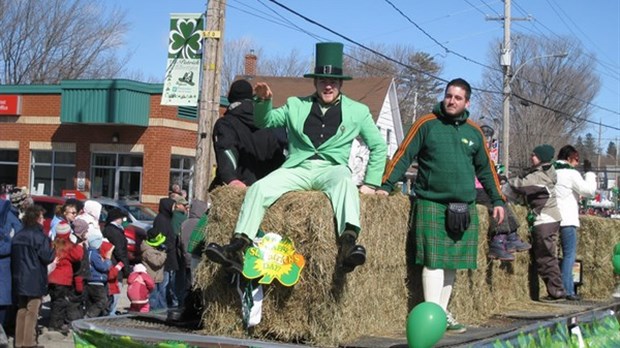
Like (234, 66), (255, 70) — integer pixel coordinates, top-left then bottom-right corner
(209, 79), (287, 190)
(150, 197), (176, 309)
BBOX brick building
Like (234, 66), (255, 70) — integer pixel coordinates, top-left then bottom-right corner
(0, 79), (226, 208)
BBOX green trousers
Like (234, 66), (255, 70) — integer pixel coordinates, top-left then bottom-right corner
(235, 160), (360, 239)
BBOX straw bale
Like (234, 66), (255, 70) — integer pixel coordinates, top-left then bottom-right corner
(195, 186), (410, 346)
(194, 188), (620, 346)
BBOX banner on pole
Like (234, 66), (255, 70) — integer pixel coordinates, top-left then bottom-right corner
(161, 13), (203, 106)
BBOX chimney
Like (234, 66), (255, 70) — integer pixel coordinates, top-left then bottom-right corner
(244, 49), (257, 77)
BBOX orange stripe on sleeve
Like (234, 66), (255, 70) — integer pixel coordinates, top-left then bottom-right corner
(382, 113), (436, 183)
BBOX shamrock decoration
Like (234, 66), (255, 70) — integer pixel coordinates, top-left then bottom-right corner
(242, 232), (305, 286)
(168, 18), (203, 59)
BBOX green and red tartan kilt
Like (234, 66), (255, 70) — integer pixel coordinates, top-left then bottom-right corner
(412, 198), (479, 269)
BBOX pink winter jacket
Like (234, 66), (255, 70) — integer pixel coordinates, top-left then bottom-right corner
(127, 264), (155, 305)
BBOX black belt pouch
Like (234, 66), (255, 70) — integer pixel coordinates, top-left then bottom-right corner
(445, 202), (470, 240)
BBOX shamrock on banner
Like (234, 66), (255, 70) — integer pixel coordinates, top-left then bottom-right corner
(242, 232), (305, 286)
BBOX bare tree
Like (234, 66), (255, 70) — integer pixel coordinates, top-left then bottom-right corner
(260, 49), (311, 78)
(221, 38), (310, 94)
(479, 35), (601, 171)
(344, 43), (443, 131)
(221, 37), (262, 94)
(0, 0), (129, 84)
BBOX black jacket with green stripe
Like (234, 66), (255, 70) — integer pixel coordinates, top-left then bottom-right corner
(381, 103), (505, 207)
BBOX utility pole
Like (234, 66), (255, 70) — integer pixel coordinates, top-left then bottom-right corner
(487, 0), (529, 175)
(411, 91), (418, 125)
(194, 0), (227, 201)
(597, 119), (602, 171)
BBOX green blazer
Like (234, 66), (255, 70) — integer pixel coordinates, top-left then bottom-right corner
(254, 94), (388, 186)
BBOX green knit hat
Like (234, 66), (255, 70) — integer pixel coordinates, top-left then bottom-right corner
(533, 144), (555, 163)
(303, 42), (352, 80)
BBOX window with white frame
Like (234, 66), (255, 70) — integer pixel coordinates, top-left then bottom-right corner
(170, 155), (194, 200)
(31, 150), (76, 196)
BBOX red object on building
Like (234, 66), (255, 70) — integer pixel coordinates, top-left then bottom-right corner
(0, 95), (22, 115)
(62, 189), (88, 200)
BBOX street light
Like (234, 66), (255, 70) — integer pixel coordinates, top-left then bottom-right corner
(501, 52), (568, 174)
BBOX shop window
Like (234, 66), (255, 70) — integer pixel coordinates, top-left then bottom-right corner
(31, 150), (76, 196)
(0, 150), (19, 195)
(91, 153), (143, 200)
(170, 155), (194, 200)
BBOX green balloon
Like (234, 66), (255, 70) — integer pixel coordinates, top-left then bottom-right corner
(614, 255), (620, 275)
(614, 243), (620, 256)
(406, 302), (447, 348)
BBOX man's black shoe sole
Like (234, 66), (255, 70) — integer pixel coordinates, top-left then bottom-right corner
(204, 243), (243, 272)
(341, 246), (366, 273)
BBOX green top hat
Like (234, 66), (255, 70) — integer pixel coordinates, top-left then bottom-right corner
(303, 42), (352, 80)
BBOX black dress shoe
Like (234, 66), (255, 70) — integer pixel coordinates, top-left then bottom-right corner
(204, 243), (243, 272)
(343, 245), (366, 268)
(338, 231), (366, 273)
(566, 294), (581, 301)
(204, 235), (250, 272)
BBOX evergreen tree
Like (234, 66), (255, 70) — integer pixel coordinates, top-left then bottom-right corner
(582, 133), (598, 160)
(606, 141), (617, 158)
(575, 136), (586, 158)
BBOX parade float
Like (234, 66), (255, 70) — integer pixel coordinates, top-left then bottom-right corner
(72, 186), (620, 347)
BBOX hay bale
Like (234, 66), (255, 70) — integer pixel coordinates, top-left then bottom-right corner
(195, 186), (410, 347)
(194, 188), (620, 346)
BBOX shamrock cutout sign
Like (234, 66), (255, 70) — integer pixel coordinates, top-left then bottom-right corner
(242, 232), (305, 286)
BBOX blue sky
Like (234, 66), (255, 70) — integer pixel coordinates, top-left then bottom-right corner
(108, 0), (619, 144)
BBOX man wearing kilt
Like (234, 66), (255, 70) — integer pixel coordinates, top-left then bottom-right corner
(378, 78), (505, 334)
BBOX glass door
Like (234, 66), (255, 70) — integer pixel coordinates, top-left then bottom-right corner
(117, 169), (142, 200)
(92, 153), (144, 201)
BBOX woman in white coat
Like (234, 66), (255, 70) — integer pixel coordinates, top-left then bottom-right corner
(554, 145), (597, 301)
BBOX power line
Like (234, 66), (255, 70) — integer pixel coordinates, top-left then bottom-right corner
(391, 0), (620, 117)
(512, 93), (620, 131)
(240, 0), (620, 132)
(382, 0), (502, 73)
(265, 0), (452, 86)
(512, 0), (620, 80)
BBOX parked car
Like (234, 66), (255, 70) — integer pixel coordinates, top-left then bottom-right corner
(93, 197), (157, 264)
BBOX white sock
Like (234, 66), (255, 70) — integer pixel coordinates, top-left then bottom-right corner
(422, 267), (444, 307)
(440, 269), (456, 311)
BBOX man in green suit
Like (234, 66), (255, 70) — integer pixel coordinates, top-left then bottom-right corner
(206, 42), (387, 273)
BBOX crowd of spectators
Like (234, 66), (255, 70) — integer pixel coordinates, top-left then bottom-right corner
(0, 186), (201, 347)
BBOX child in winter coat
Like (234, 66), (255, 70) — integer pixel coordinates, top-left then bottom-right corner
(127, 263), (155, 312)
(508, 144), (564, 301)
(84, 233), (112, 318)
(47, 222), (83, 333)
(141, 229), (167, 310)
(101, 240), (124, 316)
(67, 218), (90, 321)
